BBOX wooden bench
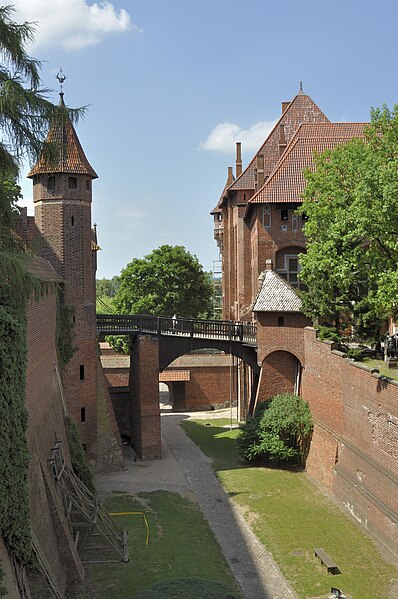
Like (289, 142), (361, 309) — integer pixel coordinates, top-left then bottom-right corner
(314, 547), (340, 574)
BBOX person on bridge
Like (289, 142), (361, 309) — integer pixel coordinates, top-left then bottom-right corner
(172, 314), (177, 330)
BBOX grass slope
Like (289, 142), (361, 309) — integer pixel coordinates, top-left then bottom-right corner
(79, 491), (241, 599)
(181, 418), (398, 599)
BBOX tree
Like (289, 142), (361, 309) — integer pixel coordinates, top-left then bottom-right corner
(114, 245), (213, 318)
(0, 5), (84, 564)
(299, 105), (398, 340)
(237, 394), (313, 465)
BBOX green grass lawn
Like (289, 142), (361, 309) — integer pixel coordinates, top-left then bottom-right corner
(78, 491), (241, 599)
(363, 358), (398, 380)
(181, 418), (398, 599)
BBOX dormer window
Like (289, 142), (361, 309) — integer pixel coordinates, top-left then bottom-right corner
(47, 175), (55, 190)
(68, 176), (77, 189)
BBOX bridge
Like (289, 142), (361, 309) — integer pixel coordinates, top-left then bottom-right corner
(96, 314), (260, 459)
(96, 313), (257, 345)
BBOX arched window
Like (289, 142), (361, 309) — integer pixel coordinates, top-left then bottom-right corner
(47, 175), (55, 190)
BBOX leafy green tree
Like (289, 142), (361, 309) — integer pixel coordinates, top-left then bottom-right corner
(299, 105), (398, 340)
(114, 245), (213, 318)
(96, 276), (120, 299)
(238, 394), (313, 465)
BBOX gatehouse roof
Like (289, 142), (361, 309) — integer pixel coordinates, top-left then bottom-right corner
(253, 270), (302, 312)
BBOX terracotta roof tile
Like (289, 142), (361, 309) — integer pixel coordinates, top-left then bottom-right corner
(253, 270), (302, 312)
(159, 370), (190, 382)
(228, 93), (329, 193)
(248, 122), (366, 205)
(28, 102), (97, 179)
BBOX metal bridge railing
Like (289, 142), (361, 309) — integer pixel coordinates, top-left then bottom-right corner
(96, 314), (257, 345)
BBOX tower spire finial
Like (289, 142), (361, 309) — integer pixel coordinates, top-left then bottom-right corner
(56, 67), (66, 101)
(298, 81), (304, 95)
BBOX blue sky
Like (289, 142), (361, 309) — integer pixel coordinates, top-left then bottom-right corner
(15, 0), (398, 278)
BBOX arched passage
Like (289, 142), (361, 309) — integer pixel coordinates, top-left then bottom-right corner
(256, 350), (302, 405)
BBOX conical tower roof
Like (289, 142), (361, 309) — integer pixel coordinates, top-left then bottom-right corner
(28, 93), (97, 179)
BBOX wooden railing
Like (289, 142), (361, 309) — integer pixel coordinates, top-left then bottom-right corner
(96, 314), (257, 345)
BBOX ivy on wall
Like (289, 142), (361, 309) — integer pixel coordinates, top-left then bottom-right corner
(56, 286), (76, 370)
(0, 303), (32, 564)
(65, 416), (95, 494)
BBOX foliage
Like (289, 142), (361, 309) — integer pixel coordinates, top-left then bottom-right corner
(56, 286), (75, 369)
(0, 303), (32, 563)
(299, 105), (398, 340)
(315, 325), (341, 343)
(65, 416), (95, 495)
(183, 418), (398, 599)
(0, 559), (6, 598)
(0, 5), (85, 172)
(96, 276), (120, 299)
(135, 578), (238, 599)
(114, 245), (213, 318)
(238, 394), (313, 465)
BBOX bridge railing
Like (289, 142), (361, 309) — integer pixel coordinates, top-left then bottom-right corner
(96, 314), (257, 345)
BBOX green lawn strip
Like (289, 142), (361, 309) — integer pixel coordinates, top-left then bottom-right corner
(363, 358), (398, 380)
(181, 419), (398, 599)
(79, 491), (241, 599)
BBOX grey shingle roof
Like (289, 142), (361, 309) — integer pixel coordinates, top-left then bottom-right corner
(253, 270), (302, 312)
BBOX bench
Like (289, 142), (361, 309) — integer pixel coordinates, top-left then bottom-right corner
(314, 547), (340, 574)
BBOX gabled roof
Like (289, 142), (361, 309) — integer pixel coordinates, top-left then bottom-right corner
(211, 168), (235, 214)
(227, 92), (329, 194)
(28, 93), (98, 179)
(253, 270), (302, 312)
(248, 122), (366, 205)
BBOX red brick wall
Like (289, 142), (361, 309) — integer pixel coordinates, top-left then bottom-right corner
(26, 292), (83, 594)
(257, 350), (297, 403)
(168, 354), (232, 411)
(256, 311), (311, 365)
(34, 172), (98, 460)
(129, 336), (161, 460)
(302, 327), (398, 556)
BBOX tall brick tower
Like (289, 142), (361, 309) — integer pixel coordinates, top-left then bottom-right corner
(28, 91), (99, 459)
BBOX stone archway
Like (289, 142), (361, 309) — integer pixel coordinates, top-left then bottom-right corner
(256, 350), (302, 405)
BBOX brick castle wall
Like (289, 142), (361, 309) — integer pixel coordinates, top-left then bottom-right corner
(26, 291), (83, 595)
(302, 327), (398, 556)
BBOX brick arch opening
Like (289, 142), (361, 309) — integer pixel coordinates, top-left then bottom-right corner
(257, 350), (301, 405)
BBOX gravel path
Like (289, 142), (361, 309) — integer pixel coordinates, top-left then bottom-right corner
(96, 408), (297, 599)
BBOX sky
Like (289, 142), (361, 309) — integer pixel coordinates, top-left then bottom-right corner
(14, 0), (398, 279)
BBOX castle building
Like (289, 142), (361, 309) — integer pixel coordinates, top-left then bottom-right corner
(212, 87), (366, 322)
(27, 91), (99, 459)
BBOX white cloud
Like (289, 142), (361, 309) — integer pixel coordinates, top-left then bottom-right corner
(14, 0), (136, 51)
(200, 119), (278, 153)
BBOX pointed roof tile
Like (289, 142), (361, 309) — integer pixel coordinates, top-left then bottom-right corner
(253, 270), (302, 312)
(227, 93), (329, 194)
(28, 94), (97, 179)
(248, 122), (366, 205)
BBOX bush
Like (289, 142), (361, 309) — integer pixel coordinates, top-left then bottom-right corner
(135, 578), (238, 599)
(238, 394), (313, 466)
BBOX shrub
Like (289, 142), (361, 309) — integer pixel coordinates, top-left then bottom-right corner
(238, 394), (313, 466)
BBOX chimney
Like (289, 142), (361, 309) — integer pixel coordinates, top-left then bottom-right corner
(282, 101), (290, 114)
(256, 155), (265, 190)
(279, 123), (287, 157)
(265, 259), (273, 271)
(236, 142), (242, 177)
(227, 166), (234, 185)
